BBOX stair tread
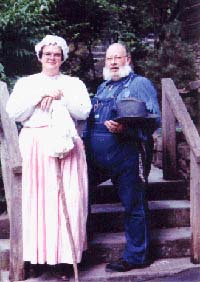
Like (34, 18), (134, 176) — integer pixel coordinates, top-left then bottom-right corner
(0, 227), (190, 250)
(151, 227), (191, 241)
(99, 166), (185, 187)
(92, 200), (190, 213)
(149, 200), (190, 209)
(91, 227), (191, 244)
(100, 178), (185, 187)
(92, 166), (187, 204)
(0, 228), (191, 272)
(73, 257), (199, 282)
(5, 257), (199, 282)
(92, 51), (106, 55)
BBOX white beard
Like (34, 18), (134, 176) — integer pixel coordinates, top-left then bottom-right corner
(103, 65), (132, 81)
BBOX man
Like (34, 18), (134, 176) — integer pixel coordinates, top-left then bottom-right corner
(83, 43), (161, 272)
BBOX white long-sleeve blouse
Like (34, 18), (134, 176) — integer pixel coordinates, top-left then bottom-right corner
(6, 72), (92, 128)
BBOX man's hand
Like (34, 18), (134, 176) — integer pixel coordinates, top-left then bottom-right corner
(104, 120), (124, 133)
(38, 89), (63, 111)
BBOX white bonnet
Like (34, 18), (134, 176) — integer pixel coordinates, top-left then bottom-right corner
(35, 35), (69, 61)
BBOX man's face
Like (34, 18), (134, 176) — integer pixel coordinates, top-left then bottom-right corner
(39, 45), (62, 74)
(105, 44), (131, 81)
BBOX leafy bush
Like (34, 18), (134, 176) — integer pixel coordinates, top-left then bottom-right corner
(136, 21), (196, 93)
(0, 63), (6, 81)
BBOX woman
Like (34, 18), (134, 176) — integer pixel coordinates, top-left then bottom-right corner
(6, 35), (92, 276)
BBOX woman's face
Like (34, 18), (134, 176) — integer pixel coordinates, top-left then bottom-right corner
(39, 44), (62, 75)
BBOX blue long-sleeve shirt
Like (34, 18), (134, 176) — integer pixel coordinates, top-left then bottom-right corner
(95, 72), (161, 137)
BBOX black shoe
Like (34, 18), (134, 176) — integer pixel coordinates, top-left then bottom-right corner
(105, 258), (150, 272)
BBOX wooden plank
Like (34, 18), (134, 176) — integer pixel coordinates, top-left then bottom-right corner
(162, 78), (200, 163)
(190, 151), (200, 263)
(0, 82), (22, 216)
(9, 172), (25, 281)
(162, 84), (177, 180)
(0, 81), (24, 281)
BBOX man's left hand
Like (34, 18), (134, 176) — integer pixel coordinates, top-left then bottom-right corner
(104, 120), (124, 133)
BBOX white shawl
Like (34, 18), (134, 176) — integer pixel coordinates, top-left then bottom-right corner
(47, 99), (78, 159)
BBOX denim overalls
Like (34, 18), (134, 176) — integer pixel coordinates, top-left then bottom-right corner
(83, 73), (150, 264)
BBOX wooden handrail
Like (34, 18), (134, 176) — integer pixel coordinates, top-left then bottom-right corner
(0, 81), (24, 281)
(162, 78), (200, 163)
(162, 77), (200, 264)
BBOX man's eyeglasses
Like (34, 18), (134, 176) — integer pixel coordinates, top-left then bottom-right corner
(106, 56), (127, 62)
(43, 52), (62, 59)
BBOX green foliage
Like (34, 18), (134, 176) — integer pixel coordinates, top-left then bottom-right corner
(0, 63), (6, 81)
(44, 0), (179, 91)
(137, 21), (196, 93)
(0, 0), (60, 78)
(86, 0), (177, 48)
(0, 0), (196, 93)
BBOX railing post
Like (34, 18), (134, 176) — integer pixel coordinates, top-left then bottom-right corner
(162, 81), (177, 179)
(0, 81), (24, 281)
(162, 77), (200, 264)
(190, 150), (200, 263)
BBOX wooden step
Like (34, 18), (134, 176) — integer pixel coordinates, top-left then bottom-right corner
(67, 257), (200, 282)
(87, 227), (191, 264)
(91, 166), (187, 204)
(91, 200), (190, 232)
(0, 200), (190, 239)
(92, 179), (187, 204)
(92, 51), (106, 59)
(92, 45), (107, 53)
(0, 227), (191, 271)
(149, 200), (190, 228)
(2, 257), (200, 282)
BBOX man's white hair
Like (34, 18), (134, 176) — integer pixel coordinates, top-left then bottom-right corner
(35, 35), (69, 61)
(103, 65), (132, 81)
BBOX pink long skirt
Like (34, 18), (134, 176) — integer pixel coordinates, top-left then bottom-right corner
(19, 127), (88, 264)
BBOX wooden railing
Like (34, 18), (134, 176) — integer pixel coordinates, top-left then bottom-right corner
(0, 81), (24, 281)
(162, 78), (200, 264)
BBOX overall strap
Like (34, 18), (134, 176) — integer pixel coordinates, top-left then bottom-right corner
(123, 72), (138, 87)
(96, 72), (138, 100)
(113, 73), (139, 98)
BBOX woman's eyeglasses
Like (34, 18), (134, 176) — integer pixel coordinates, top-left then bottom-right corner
(43, 52), (62, 59)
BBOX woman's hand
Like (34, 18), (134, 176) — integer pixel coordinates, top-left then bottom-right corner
(39, 96), (53, 111)
(104, 120), (124, 133)
(38, 89), (63, 111)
